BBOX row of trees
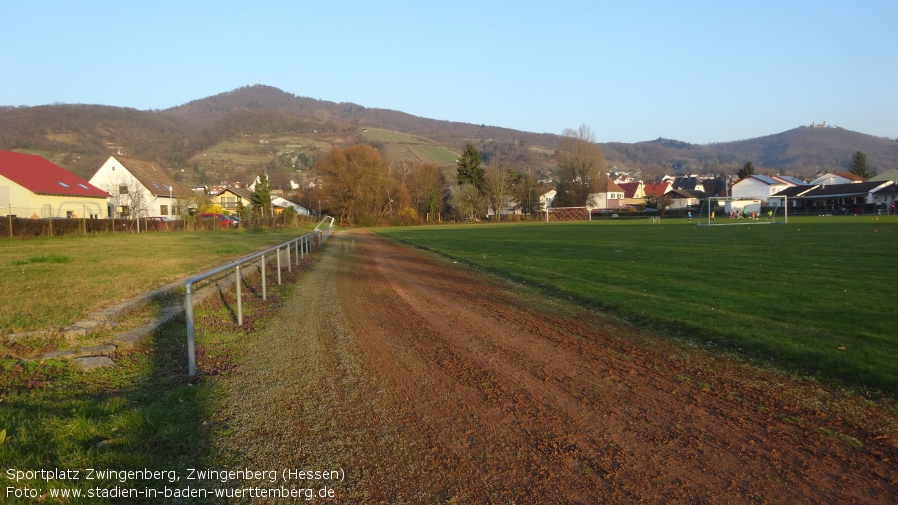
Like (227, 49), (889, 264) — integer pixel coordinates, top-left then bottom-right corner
(314, 125), (610, 225)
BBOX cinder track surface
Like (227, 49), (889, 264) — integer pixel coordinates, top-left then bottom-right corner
(213, 230), (896, 503)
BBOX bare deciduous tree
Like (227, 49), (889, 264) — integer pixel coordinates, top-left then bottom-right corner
(554, 124), (607, 207)
(485, 165), (514, 221)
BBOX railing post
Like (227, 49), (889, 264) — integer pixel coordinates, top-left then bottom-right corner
(185, 282), (196, 377)
(183, 228), (327, 376)
(261, 253), (267, 301)
(276, 247), (282, 285)
(287, 243), (292, 273)
(236, 262), (243, 326)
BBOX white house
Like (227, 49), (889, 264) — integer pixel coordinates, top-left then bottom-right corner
(89, 156), (192, 218)
(666, 188), (701, 209)
(272, 195), (311, 216)
(731, 175), (806, 206)
(588, 181), (625, 210)
(540, 189), (557, 210)
(808, 172), (865, 186)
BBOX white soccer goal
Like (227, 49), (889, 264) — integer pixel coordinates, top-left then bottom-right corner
(697, 197), (786, 226)
(545, 207), (591, 222)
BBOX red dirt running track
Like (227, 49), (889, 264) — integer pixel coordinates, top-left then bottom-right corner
(218, 230), (897, 503)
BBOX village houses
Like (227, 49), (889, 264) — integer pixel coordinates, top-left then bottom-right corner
(89, 156), (193, 219)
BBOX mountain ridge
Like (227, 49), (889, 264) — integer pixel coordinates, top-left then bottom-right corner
(1, 85), (896, 184)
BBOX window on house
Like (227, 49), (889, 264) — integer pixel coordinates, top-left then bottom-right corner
(160, 205), (168, 215)
(119, 205), (130, 217)
(66, 211), (75, 218)
(57, 181), (70, 188)
(119, 185), (129, 195)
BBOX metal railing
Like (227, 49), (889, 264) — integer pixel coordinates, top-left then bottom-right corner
(184, 217), (335, 376)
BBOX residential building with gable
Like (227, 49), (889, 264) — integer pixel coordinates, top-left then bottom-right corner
(89, 156), (192, 218)
(731, 175), (807, 206)
(643, 181), (672, 199)
(211, 187), (254, 214)
(618, 181), (646, 207)
(588, 181), (625, 210)
(772, 181), (896, 214)
(808, 172), (866, 186)
(0, 150), (109, 218)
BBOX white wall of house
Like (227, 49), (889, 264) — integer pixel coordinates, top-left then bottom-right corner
(487, 195), (522, 217)
(540, 190), (557, 210)
(809, 173), (858, 185)
(669, 195), (699, 209)
(731, 177), (791, 204)
(588, 191), (624, 210)
(271, 196), (311, 215)
(89, 157), (179, 218)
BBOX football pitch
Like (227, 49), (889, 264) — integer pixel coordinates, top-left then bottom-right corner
(378, 216), (898, 396)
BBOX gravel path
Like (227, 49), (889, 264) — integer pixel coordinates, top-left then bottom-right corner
(211, 232), (435, 503)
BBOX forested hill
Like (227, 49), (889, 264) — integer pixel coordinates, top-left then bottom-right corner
(1, 85), (896, 184)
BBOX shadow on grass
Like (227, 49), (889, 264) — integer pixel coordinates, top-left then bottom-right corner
(0, 256), (314, 503)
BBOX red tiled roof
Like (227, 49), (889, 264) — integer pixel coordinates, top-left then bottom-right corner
(643, 182), (670, 197)
(617, 182), (641, 198)
(0, 150), (109, 198)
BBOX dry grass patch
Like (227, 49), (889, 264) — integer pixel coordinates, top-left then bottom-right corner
(1, 228), (309, 335)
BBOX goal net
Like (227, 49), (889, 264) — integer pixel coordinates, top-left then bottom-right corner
(545, 207), (591, 222)
(697, 197), (784, 226)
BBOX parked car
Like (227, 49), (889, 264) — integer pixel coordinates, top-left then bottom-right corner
(141, 216), (170, 230)
(198, 213), (238, 228)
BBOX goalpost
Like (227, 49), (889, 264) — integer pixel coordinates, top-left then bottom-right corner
(545, 207), (591, 223)
(697, 197), (786, 226)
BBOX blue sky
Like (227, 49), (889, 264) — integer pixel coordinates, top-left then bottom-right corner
(3, 1), (896, 144)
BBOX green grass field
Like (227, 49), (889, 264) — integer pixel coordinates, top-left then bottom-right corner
(362, 128), (425, 144)
(378, 216), (898, 396)
(409, 145), (459, 164)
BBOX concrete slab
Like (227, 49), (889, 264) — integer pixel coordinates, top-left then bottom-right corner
(74, 356), (116, 370)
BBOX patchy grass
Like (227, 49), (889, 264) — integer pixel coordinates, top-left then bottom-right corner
(0, 228), (312, 335)
(0, 256), (310, 503)
(378, 216), (898, 396)
(12, 254), (71, 265)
